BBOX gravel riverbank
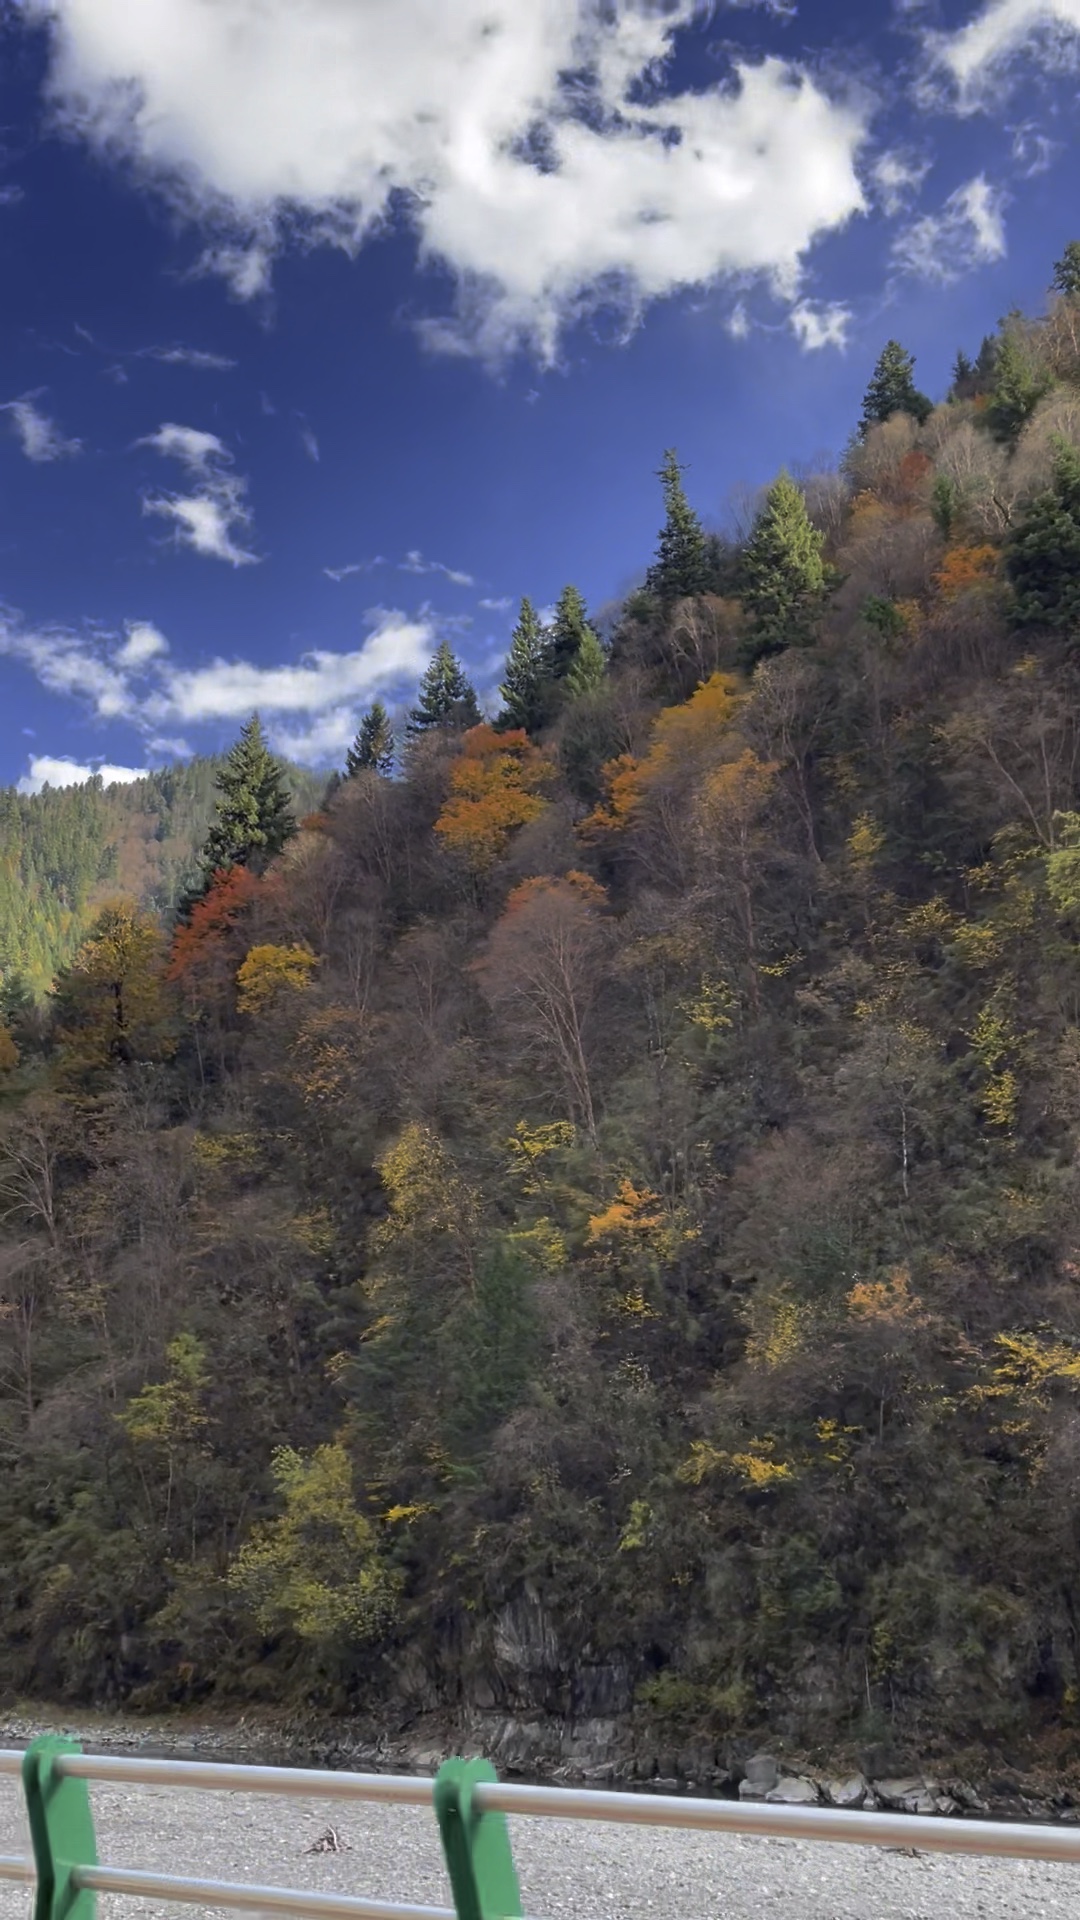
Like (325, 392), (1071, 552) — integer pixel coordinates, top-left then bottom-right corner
(0, 1765), (1078, 1920)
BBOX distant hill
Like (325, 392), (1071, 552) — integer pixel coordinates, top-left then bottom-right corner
(0, 758), (326, 993)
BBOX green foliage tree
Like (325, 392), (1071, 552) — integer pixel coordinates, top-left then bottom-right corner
(346, 701), (395, 777)
(985, 318), (1053, 445)
(740, 469), (826, 664)
(645, 449), (709, 601)
(858, 341), (933, 438)
(1005, 438), (1080, 633)
(406, 642), (481, 736)
(949, 349), (977, 402)
(1052, 241), (1080, 299)
(565, 623), (607, 699)
(498, 597), (550, 733)
(545, 584), (597, 683)
(201, 716), (296, 882)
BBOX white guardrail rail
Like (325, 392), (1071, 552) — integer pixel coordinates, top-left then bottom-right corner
(2, 1738), (1080, 1920)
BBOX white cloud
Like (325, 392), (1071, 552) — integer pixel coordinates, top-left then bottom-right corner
(788, 299), (852, 350)
(300, 425), (320, 463)
(400, 550), (474, 587)
(726, 300), (751, 340)
(324, 557), (385, 582)
(479, 596), (513, 612)
(144, 612), (436, 727)
(1010, 121), (1060, 172)
(139, 420), (259, 565)
(870, 148), (932, 216)
(142, 343), (236, 369)
(0, 185), (24, 206)
(29, 0), (870, 365)
(925, 0), (1080, 108)
(17, 755), (148, 795)
(0, 615), (130, 718)
(892, 173), (1007, 280)
(1, 394), (81, 462)
(115, 620), (169, 667)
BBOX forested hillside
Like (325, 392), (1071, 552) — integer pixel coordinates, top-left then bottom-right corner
(0, 760), (325, 997)
(5, 254), (1080, 1767)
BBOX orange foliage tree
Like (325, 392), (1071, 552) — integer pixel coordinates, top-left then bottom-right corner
(434, 724), (554, 874)
(474, 871), (610, 1141)
(583, 671), (742, 841)
(934, 543), (999, 600)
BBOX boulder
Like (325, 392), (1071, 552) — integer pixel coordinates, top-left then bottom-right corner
(739, 1753), (779, 1798)
(824, 1775), (867, 1809)
(765, 1776), (820, 1805)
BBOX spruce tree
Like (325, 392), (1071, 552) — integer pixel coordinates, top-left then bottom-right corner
(545, 584), (597, 682)
(949, 350), (977, 402)
(565, 624), (607, 699)
(740, 469), (826, 665)
(985, 319), (1052, 445)
(645, 449), (709, 601)
(346, 700), (395, 776)
(858, 341), (933, 438)
(406, 642), (481, 736)
(1005, 438), (1080, 633)
(200, 714), (295, 881)
(498, 598), (550, 733)
(1052, 241), (1080, 299)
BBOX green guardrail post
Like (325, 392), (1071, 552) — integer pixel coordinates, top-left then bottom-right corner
(434, 1758), (522, 1920)
(22, 1736), (97, 1920)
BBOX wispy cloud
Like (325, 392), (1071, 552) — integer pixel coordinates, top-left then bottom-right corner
(788, 299), (852, 351)
(29, 0), (871, 367)
(324, 557), (385, 582)
(138, 421), (259, 566)
(0, 185), (24, 207)
(141, 343), (236, 369)
(1, 393), (81, 462)
(870, 149), (932, 216)
(115, 621), (170, 668)
(17, 755), (148, 796)
(892, 173), (1007, 281)
(400, 550), (474, 586)
(924, 0), (1080, 110)
(299, 423), (320, 462)
(1010, 121), (1060, 174)
(479, 596), (513, 612)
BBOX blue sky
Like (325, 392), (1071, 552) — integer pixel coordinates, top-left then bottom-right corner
(0, 0), (1078, 793)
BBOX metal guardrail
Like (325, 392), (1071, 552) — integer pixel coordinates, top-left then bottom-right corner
(5, 1736), (1080, 1920)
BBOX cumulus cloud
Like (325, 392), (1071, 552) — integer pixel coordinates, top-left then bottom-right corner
(139, 420), (259, 565)
(17, 755), (148, 795)
(1, 394), (81, 462)
(27, 0), (870, 364)
(892, 173), (1007, 280)
(924, 0), (1080, 108)
(1, 599), (440, 766)
(788, 299), (852, 350)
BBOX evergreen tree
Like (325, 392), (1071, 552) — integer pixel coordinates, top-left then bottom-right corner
(858, 341), (933, 438)
(1052, 241), (1080, 299)
(1005, 438), (1080, 634)
(498, 598), (550, 733)
(346, 701), (395, 776)
(200, 715), (295, 882)
(545, 584), (597, 682)
(740, 469), (826, 665)
(406, 643), (481, 737)
(985, 319), (1053, 445)
(949, 350), (977, 402)
(645, 449), (709, 601)
(565, 624), (607, 700)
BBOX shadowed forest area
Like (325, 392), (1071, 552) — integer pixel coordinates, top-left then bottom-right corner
(5, 252), (1080, 1768)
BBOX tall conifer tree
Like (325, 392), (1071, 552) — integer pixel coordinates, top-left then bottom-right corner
(545, 585), (597, 682)
(200, 714), (295, 882)
(346, 701), (395, 776)
(645, 449), (709, 601)
(1006, 438), (1080, 633)
(1052, 241), (1080, 299)
(858, 341), (932, 438)
(406, 642), (481, 736)
(740, 470), (826, 665)
(499, 598), (549, 733)
(565, 624), (607, 699)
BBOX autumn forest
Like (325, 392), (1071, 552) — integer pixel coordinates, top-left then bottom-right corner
(5, 252), (1080, 1769)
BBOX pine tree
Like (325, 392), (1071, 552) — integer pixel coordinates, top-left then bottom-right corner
(545, 584), (597, 682)
(645, 449), (709, 601)
(498, 598), (550, 733)
(1052, 241), (1080, 299)
(949, 350), (977, 402)
(200, 715), (295, 882)
(565, 624), (607, 699)
(740, 469), (826, 665)
(346, 701), (395, 776)
(986, 318), (1052, 445)
(1005, 438), (1080, 633)
(858, 341), (933, 438)
(406, 643), (481, 736)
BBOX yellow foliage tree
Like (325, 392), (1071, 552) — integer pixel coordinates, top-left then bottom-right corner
(228, 1442), (400, 1643)
(236, 942), (319, 1015)
(584, 672), (743, 835)
(434, 724), (554, 873)
(0, 1025), (18, 1074)
(56, 900), (175, 1075)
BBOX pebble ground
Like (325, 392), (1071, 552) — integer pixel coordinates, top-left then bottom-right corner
(0, 1774), (1078, 1920)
